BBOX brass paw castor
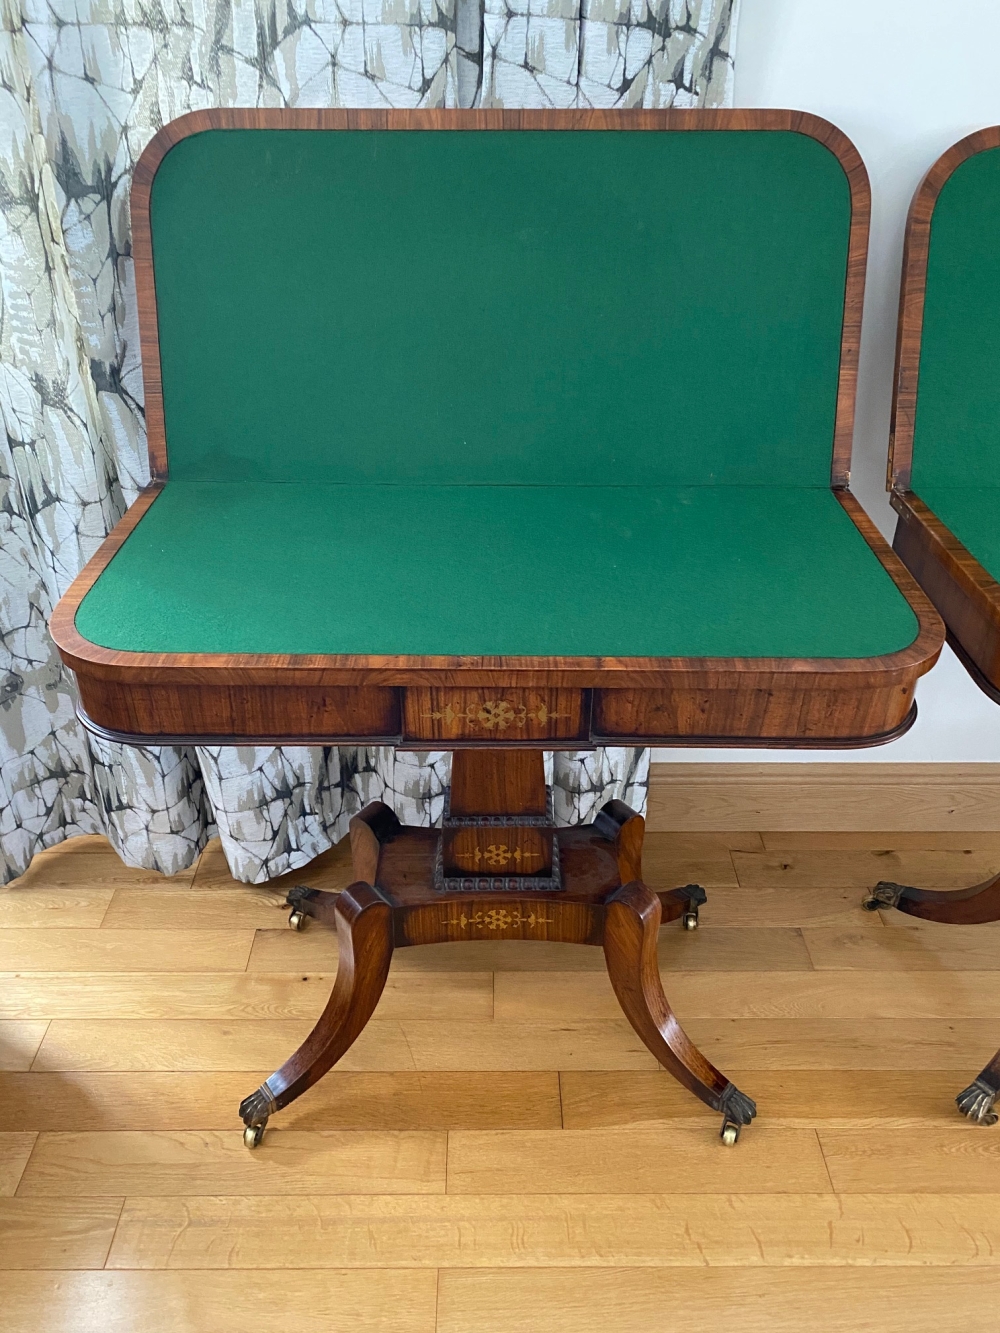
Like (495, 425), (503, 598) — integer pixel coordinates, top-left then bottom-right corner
(244, 1122), (266, 1149)
(720, 1120), (740, 1146)
(682, 909), (699, 931)
(956, 1076), (1000, 1126)
(288, 910), (307, 931)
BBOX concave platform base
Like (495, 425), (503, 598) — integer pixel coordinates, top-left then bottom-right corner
(239, 749), (756, 1148)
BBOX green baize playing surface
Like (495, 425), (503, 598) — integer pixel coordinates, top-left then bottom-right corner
(909, 144), (1000, 587)
(76, 127), (919, 659)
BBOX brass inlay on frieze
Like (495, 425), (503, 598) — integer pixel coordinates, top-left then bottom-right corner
(446, 907), (554, 931)
(423, 698), (572, 732)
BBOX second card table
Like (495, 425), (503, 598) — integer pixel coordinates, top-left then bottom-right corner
(865, 126), (1000, 1126)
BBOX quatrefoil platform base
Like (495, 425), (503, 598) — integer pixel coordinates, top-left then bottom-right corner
(238, 748), (754, 1148)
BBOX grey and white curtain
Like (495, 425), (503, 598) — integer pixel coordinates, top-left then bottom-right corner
(0, 0), (739, 886)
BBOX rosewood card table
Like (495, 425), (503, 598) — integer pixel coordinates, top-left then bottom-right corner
(864, 126), (1000, 1125)
(50, 109), (943, 1147)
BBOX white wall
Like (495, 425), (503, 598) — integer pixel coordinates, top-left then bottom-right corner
(653, 0), (1000, 765)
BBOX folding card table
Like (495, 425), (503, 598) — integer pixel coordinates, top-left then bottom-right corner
(869, 126), (1000, 1125)
(51, 109), (944, 1146)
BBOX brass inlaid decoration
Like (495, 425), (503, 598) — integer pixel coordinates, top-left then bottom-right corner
(436, 823), (560, 894)
(446, 907), (555, 931)
(423, 698), (572, 732)
(459, 842), (543, 870)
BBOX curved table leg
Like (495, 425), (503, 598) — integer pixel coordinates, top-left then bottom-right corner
(863, 872), (1000, 924)
(239, 882), (393, 1146)
(603, 880), (756, 1143)
(863, 872), (1000, 1125)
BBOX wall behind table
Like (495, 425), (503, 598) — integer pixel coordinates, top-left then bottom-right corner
(653, 0), (1000, 771)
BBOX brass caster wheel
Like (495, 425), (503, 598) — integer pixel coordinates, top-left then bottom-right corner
(720, 1121), (740, 1146)
(682, 910), (699, 931)
(288, 910), (306, 931)
(244, 1123), (266, 1149)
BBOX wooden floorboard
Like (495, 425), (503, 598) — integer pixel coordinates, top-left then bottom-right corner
(0, 889), (114, 930)
(1, 1133), (37, 1196)
(247, 924), (816, 971)
(559, 1069), (984, 1128)
(0, 929), (254, 972)
(105, 1191), (1000, 1268)
(679, 1016), (1000, 1070)
(494, 969), (1000, 1021)
(0, 1021), (49, 1070)
(4, 830), (1000, 1332)
(761, 830), (1000, 852)
(3, 1270), (437, 1333)
(803, 922), (1000, 970)
(674, 883), (886, 928)
(819, 1126), (1000, 1193)
(436, 1267), (1000, 1333)
(16, 1130), (447, 1197)
(731, 847), (1000, 892)
(445, 1127), (831, 1194)
(0, 1071), (562, 1132)
(0, 969), (493, 1021)
(30, 1017), (674, 1072)
(100, 887), (290, 931)
(647, 763), (1000, 834)
(0, 1198), (123, 1269)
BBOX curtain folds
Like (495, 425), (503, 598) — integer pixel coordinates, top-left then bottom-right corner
(0, 0), (739, 886)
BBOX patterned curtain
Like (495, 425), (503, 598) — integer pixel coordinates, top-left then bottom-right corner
(0, 0), (739, 886)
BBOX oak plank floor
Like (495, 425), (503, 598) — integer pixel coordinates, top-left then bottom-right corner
(0, 1197), (123, 1269)
(106, 1191), (1000, 1268)
(0, 1071), (562, 1132)
(0, 969), (493, 1021)
(3, 1270), (437, 1333)
(0, 1021), (49, 1070)
(1, 1133), (37, 1195)
(436, 1268), (1000, 1333)
(3, 829), (1000, 1332)
(493, 968), (1000, 1021)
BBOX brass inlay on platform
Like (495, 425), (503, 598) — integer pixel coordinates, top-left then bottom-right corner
(446, 907), (555, 931)
(424, 698), (571, 732)
(454, 842), (544, 870)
